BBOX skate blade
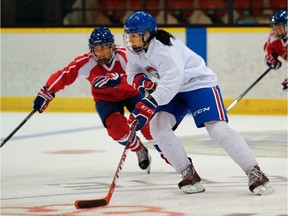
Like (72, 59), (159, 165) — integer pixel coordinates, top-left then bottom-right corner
(253, 182), (275, 195)
(180, 182), (205, 194)
(145, 155), (151, 174)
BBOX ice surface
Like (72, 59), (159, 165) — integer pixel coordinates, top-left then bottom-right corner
(1, 112), (287, 216)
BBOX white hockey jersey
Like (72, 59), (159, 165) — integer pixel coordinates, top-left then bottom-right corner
(126, 37), (218, 106)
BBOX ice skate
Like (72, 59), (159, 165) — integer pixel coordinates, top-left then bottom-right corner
(178, 162), (205, 194)
(248, 165), (274, 195)
(136, 145), (151, 174)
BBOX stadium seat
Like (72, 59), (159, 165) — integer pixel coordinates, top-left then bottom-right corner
(130, 0), (160, 17)
(198, 0), (227, 23)
(98, 0), (127, 24)
(167, 0), (193, 24)
(269, 0), (287, 11)
(233, 0), (263, 18)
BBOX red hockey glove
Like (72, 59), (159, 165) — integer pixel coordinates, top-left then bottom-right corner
(33, 86), (55, 113)
(93, 72), (121, 89)
(282, 78), (288, 91)
(265, 55), (282, 70)
(128, 96), (157, 131)
(133, 73), (157, 96)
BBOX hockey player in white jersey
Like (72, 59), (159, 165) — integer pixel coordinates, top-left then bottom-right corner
(123, 11), (274, 195)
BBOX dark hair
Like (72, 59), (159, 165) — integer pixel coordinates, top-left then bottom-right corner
(155, 29), (175, 46)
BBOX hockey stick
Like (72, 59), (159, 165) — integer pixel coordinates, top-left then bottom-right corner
(0, 109), (37, 148)
(74, 121), (138, 209)
(226, 67), (272, 112)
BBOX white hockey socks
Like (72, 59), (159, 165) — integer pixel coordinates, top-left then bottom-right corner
(150, 112), (191, 173)
(205, 121), (258, 173)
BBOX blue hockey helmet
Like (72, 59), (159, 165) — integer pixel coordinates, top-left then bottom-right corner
(124, 11), (158, 36)
(89, 27), (114, 47)
(123, 11), (158, 53)
(270, 10), (287, 39)
(89, 27), (115, 65)
(270, 10), (287, 26)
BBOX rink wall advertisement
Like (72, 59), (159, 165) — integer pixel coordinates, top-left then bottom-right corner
(1, 27), (286, 115)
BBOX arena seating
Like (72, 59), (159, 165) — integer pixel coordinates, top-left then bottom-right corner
(167, 0), (193, 24)
(269, 0), (287, 12)
(130, 0), (160, 17)
(233, 0), (263, 18)
(98, 0), (127, 24)
(197, 0), (227, 24)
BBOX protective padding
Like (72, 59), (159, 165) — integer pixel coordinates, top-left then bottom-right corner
(105, 112), (129, 144)
(105, 112), (141, 151)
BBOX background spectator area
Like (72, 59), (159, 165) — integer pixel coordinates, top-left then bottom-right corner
(1, 0), (287, 26)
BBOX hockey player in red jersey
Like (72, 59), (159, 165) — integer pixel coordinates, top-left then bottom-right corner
(32, 27), (154, 173)
(264, 10), (287, 90)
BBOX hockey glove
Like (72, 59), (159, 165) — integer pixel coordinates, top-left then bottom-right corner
(133, 73), (157, 96)
(282, 78), (288, 91)
(93, 72), (121, 89)
(265, 55), (282, 70)
(128, 96), (157, 131)
(33, 86), (55, 113)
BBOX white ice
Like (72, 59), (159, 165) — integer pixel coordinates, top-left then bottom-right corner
(1, 112), (287, 216)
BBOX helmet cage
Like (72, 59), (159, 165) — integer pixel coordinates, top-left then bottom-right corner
(89, 43), (115, 65)
(271, 24), (287, 39)
(89, 27), (115, 65)
(123, 32), (151, 54)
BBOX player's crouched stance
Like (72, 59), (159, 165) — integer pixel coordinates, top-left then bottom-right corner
(32, 27), (151, 173)
(131, 74), (205, 194)
(131, 75), (273, 195)
(124, 11), (274, 195)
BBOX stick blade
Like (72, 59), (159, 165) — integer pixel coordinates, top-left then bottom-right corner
(75, 198), (108, 209)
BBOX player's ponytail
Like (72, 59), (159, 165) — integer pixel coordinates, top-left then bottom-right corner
(155, 30), (175, 46)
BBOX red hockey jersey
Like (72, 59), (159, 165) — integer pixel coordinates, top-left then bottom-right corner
(264, 33), (287, 61)
(45, 46), (139, 102)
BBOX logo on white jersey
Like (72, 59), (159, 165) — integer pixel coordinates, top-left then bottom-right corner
(145, 66), (159, 79)
(192, 107), (210, 116)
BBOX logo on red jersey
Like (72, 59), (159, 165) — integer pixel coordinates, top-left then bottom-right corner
(145, 66), (159, 79)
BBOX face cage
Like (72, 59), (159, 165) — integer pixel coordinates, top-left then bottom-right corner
(272, 23), (287, 39)
(89, 43), (115, 65)
(123, 32), (146, 54)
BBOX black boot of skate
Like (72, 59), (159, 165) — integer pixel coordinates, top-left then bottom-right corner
(136, 145), (151, 173)
(248, 165), (274, 195)
(178, 159), (205, 194)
